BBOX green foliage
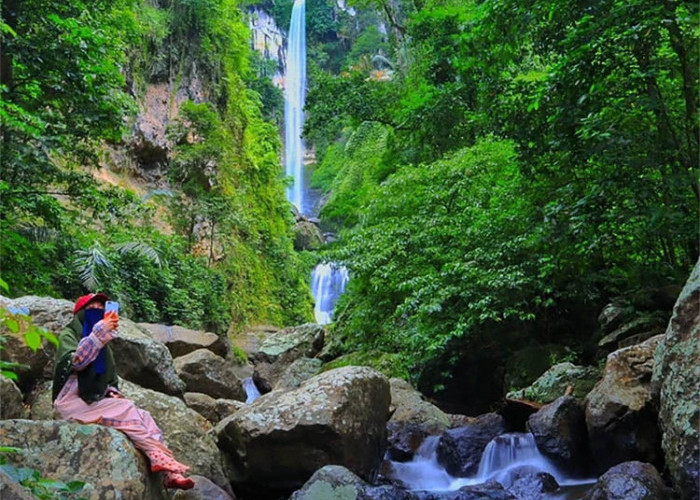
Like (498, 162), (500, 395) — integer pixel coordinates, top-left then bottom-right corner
(0, 457), (86, 500)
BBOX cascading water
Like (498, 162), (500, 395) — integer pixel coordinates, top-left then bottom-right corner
(386, 433), (596, 498)
(311, 262), (349, 324)
(284, 0), (306, 212)
(242, 377), (261, 404)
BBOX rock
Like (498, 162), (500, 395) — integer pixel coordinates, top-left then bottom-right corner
(0, 419), (167, 499)
(585, 335), (664, 473)
(111, 318), (186, 397)
(253, 323), (325, 392)
(137, 322), (228, 358)
(289, 465), (416, 500)
(0, 469), (36, 500)
(436, 413), (506, 477)
(387, 378), (450, 461)
(0, 374), (27, 419)
(170, 475), (236, 500)
(274, 357), (323, 391)
(184, 392), (219, 422)
(507, 472), (559, 500)
(506, 362), (601, 404)
(214, 398), (244, 421)
(120, 379), (229, 490)
(651, 259), (700, 500)
(27, 380), (54, 420)
(447, 414), (476, 428)
(582, 461), (671, 500)
(174, 348), (246, 401)
(413, 482), (514, 499)
(294, 220), (324, 251)
(598, 302), (634, 334)
(231, 324), (280, 359)
(0, 295), (73, 391)
(527, 396), (588, 473)
(215, 366), (391, 492)
(597, 315), (667, 351)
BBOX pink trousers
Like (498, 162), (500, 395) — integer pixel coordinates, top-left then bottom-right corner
(54, 375), (189, 474)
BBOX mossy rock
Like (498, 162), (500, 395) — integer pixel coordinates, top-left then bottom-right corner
(505, 344), (575, 390)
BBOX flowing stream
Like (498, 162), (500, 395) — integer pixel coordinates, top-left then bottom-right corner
(387, 433), (595, 498)
(311, 263), (349, 324)
(243, 377), (261, 404)
(284, 0), (307, 212)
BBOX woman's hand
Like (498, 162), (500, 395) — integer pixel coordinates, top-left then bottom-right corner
(93, 317), (118, 344)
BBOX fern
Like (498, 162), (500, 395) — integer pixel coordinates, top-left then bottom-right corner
(72, 243), (112, 291)
(113, 242), (161, 267)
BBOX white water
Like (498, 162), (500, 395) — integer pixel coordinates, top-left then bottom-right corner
(387, 433), (596, 493)
(311, 263), (349, 324)
(284, 0), (307, 212)
(243, 377), (261, 404)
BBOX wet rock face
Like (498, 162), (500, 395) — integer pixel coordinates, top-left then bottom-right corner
(527, 396), (588, 473)
(582, 461), (671, 500)
(436, 413), (506, 477)
(289, 465), (416, 500)
(413, 481), (515, 500)
(215, 366), (391, 493)
(585, 335), (663, 473)
(652, 259), (700, 500)
(0, 420), (167, 500)
(174, 348), (246, 401)
(506, 472), (559, 500)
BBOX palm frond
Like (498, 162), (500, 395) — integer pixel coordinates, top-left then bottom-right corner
(72, 243), (112, 291)
(113, 241), (161, 267)
(17, 223), (60, 243)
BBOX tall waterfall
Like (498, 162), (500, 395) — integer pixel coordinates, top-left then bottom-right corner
(311, 263), (349, 324)
(284, 0), (307, 212)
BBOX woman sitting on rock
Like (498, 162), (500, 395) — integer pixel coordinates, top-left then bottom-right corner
(52, 293), (195, 490)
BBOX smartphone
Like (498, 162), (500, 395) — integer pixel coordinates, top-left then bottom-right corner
(105, 301), (119, 320)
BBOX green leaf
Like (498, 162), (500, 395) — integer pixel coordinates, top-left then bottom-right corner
(24, 330), (41, 351)
(0, 277), (9, 292)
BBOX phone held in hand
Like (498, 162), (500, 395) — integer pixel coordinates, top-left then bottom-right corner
(105, 301), (119, 320)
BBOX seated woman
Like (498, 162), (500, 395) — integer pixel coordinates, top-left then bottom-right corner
(52, 293), (194, 490)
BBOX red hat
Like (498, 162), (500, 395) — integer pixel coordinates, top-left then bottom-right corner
(73, 293), (109, 314)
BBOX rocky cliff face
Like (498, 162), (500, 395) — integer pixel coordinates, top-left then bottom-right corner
(249, 7), (286, 89)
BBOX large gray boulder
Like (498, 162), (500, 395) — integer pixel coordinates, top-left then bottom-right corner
(111, 318), (186, 397)
(597, 314), (667, 351)
(506, 362), (601, 404)
(0, 295), (73, 390)
(585, 335), (663, 473)
(0, 374), (27, 419)
(387, 378), (450, 461)
(184, 392), (244, 423)
(0, 419), (167, 500)
(137, 322), (228, 358)
(289, 465), (415, 500)
(436, 413), (506, 477)
(652, 259), (700, 500)
(215, 366), (391, 492)
(253, 323), (325, 392)
(527, 396), (588, 473)
(174, 348), (246, 401)
(170, 475), (236, 500)
(27, 380), (54, 420)
(120, 378), (229, 490)
(582, 461), (671, 500)
(274, 357), (323, 391)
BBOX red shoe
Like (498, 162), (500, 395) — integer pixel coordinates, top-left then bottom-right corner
(164, 473), (195, 490)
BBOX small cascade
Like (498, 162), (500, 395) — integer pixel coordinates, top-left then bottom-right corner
(242, 377), (261, 404)
(311, 262), (349, 324)
(284, 0), (307, 212)
(386, 432), (596, 495)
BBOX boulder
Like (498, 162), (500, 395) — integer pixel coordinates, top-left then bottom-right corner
(27, 380), (54, 420)
(184, 392), (244, 423)
(230, 324), (280, 359)
(110, 318), (186, 397)
(597, 302), (634, 334)
(215, 366), (391, 492)
(289, 465), (415, 500)
(170, 475), (236, 500)
(274, 357), (323, 391)
(436, 413), (506, 477)
(0, 295), (73, 391)
(597, 314), (667, 351)
(506, 362), (601, 404)
(174, 348), (246, 401)
(585, 335), (663, 473)
(413, 482), (514, 499)
(0, 374), (27, 419)
(137, 322), (228, 358)
(120, 379), (229, 490)
(0, 419), (167, 499)
(527, 396), (588, 473)
(651, 259), (700, 500)
(506, 472), (559, 500)
(293, 220), (324, 251)
(387, 378), (450, 461)
(582, 461), (671, 500)
(253, 323), (325, 392)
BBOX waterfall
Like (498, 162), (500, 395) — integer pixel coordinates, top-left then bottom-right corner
(284, 0), (306, 212)
(243, 377), (261, 404)
(311, 263), (349, 324)
(385, 432), (596, 494)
